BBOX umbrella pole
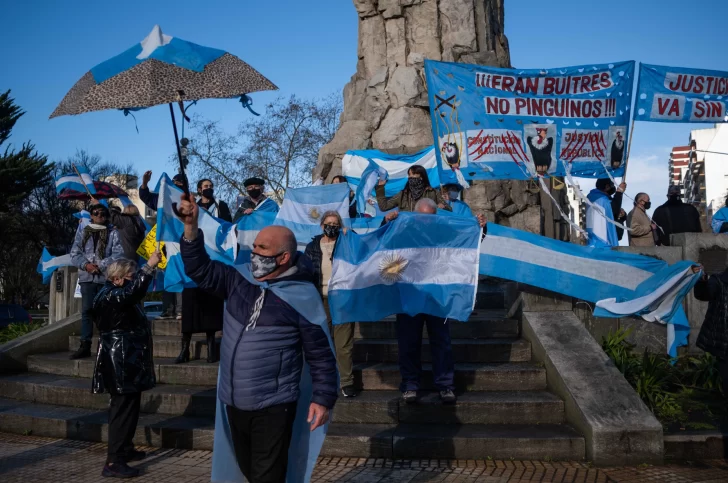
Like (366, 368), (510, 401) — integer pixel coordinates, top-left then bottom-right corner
(72, 164), (96, 203)
(168, 103), (189, 194)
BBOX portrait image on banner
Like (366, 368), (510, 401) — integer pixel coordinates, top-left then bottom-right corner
(635, 64), (728, 123)
(424, 60), (635, 181)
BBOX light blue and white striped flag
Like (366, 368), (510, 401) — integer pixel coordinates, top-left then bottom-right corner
(55, 165), (96, 194)
(328, 212), (480, 324)
(273, 183), (350, 251)
(36, 248), (73, 284)
(479, 223), (699, 356)
(342, 147), (440, 212)
(235, 211), (278, 264)
(155, 174), (237, 292)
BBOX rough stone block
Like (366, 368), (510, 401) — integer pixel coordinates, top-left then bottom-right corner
(404, 0), (441, 62)
(520, 286), (572, 312)
(439, 0), (477, 61)
(522, 311), (663, 465)
(386, 66), (423, 109)
(385, 17), (407, 67)
(358, 15), (388, 78)
(371, 107), (433, 150)
(621, 317), (667, 354)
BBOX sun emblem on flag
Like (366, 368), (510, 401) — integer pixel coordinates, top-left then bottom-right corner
(379, 253), (409, 283)
(308, 207), (321, 221)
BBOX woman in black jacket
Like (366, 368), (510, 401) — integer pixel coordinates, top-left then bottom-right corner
(304, 211), (357, 398)
(92, 252), (160, 478)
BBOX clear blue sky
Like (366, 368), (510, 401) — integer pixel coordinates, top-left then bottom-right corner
(2, 0), (727, 205)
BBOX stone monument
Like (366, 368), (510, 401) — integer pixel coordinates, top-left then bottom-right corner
(314, 0), (549, 232)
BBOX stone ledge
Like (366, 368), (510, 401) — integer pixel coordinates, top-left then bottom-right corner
(664, 430), (728, 460)
(522, 310), (664, 466)
(0, 313), (81, 375)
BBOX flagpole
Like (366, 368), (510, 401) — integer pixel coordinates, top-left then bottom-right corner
(71, 164), (95, 199)
(622, 119), (636, 183)
(168, 102), (189, 195)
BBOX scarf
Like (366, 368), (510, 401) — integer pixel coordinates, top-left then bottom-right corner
(81, 224), (110, 260)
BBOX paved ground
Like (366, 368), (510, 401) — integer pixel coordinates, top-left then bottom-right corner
(1, 433), (728, 482)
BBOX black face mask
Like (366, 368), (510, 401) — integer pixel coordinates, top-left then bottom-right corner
(323, 224), (340, 238)
(407, 177), (426, 199)
(248, 188), (262, 199)
(201, 188), (214, 199)
(643, 201), (652, 210)
(607, 186), (616, 196)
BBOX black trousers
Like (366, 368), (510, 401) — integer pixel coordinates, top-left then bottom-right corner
(107, 392), (142, 464)
(226, 402), (297, 483)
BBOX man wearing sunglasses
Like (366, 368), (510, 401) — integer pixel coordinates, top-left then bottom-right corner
(69, 203), (124, 359)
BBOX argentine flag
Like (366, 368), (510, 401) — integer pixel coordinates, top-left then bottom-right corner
(328, 212), (480, 325)
(479, 223), (699, 356)
(273, 183), (350, 251)
(55, 165), (96, 194)
(36, 248), (73, 284)
(155, 174), (238, 291)
(342, 147), (440, 213)
(235, 211), (278, 263)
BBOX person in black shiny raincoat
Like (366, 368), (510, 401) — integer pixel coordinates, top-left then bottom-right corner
(92, 252), (160, 479)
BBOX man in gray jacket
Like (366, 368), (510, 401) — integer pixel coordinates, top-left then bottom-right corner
(70, 204), (124, 359)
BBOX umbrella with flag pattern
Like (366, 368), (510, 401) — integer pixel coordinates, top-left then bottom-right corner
(50, 25), (278, 191)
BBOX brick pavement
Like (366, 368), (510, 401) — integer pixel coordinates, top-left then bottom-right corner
(1, 433), (728, 482)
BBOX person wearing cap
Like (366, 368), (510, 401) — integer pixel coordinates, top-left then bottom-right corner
(232, 177), (279, 222)
(440, 183), (472, 218)
(652, 185), (702, 246)
(139, 170), (187, 210)
(586, 178), (627, 248)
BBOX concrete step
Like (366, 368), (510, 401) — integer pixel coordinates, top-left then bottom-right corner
(29, 353), (547, 391)
(353, 339), (531, 363)
(323, 423), (585, 460)
(0, 396), (583, 460)
(0, 396), (214, 450)
(0, 373), (216, 418)
(332, 390), (564, 425)
(150, 310), (517, 339)
(355, 362), (547, 391)
(28, 352), (220, 386)
(354, 315), (519, 340)
(69, 335), (217, 360)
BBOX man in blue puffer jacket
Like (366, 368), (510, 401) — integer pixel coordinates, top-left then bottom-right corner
(177, 194), (337, 483)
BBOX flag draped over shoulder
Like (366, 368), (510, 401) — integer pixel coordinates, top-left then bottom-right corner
(273, 184), (350, 251)
(479, 223), (699, 356)
(36, 248), (73, 284)
(211, 264), (336, 483)
(328, 212), (480, 325)
(154, 174), (237, 292)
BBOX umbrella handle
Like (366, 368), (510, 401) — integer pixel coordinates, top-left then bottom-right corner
(72, 164), (95, 199)
(169, 103), (190, 194)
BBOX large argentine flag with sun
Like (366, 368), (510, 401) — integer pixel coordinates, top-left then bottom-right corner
(328, 212), (481, 324)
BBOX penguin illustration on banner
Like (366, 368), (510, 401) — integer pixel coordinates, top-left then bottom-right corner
(524, 125), (556, 176)
(609, 129), (625, 169)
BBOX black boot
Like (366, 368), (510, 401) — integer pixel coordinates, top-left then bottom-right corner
(175, 338), (190, 364)
(70, 340), (92, 360)
(206, 334), (218, 363)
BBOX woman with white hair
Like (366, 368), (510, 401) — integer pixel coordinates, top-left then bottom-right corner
(92, 252), (161, 478)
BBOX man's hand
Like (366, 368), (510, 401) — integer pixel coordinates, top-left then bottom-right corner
(89, 196), (99, 205)
(619, 209), (626, 220)
(476, 213), (487, 228)
(385, 211), (399, 222)
(377, 179), (386, 186)
(177, 194), (199, 241)
(148, 250), (162, 269)
(85, 263), (100, 274)
(142, 170), (152, 189)
(651, 222), (658, 231)
(617, 182), (627, 193)
(307, 403), (329, 432)
(243, 208), (253, 215)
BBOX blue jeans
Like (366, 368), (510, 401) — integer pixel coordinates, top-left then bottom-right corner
(80, 282), (104, 342)
(395, 314), (454, 392)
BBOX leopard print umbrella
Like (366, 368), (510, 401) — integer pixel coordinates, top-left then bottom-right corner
(50, 28), (277, 118)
